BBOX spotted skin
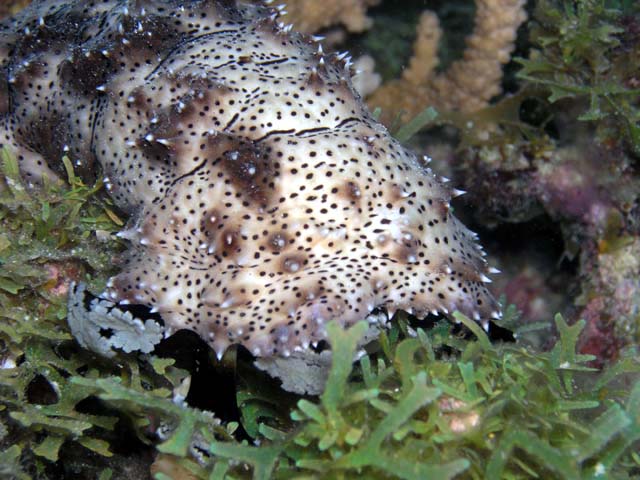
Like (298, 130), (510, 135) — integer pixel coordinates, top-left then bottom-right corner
(0, 0), (499, 357)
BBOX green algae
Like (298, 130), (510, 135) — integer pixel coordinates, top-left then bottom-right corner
(517, 0), (640, 155)
(212, 315), (640, 479)
(0, 146), (639, 479)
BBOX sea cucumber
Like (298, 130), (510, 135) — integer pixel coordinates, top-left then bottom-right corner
(0, 0), (499, 358)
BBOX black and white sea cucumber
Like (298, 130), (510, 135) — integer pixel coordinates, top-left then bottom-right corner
(0, 0), (499, 358)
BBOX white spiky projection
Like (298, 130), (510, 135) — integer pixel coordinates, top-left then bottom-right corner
(0, 0), (499, 358)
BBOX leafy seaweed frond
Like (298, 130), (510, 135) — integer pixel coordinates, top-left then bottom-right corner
(517, 0), (640, 154)
(211, 315), (640, 479)
(1, 147), (639, 479)
(0, 148), (163, 472)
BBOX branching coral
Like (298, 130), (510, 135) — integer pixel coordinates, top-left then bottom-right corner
(0, 0), (29, 19)
(280, 0), (380, 33)
(368, 0), (527, 123)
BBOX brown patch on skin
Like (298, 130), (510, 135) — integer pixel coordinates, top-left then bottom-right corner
(388, 183), (407, 203)
(281, 254), (306, 274)
(127, 86), (152, 113)
(374, 232), (390, 247)
(370, 277), (388, 294)
(343, 180), (361, 204)
(138, 137), (175, 166)
(137, 88), (222, 166)
(443, 261), (490, 284)
(108, 272), (145, 305)
(10, 59), (44, 90)
(17, 111), (71, 174)
(8, 11), (85, 59)
(267, 232), (288, 252)
(253, 15), (280, 36)
(198, 0), (244, 22)
(137, 215), (167, 247)
(331, 78), (358, 100)
(0, 72), (8, 115)
(138, 123), (178, 167)
(137, 96), (203, 165)
(305, 71), (325, 89)
(389, 231), (422, 265)
(434, 200), (450, 218)
(394, 236), (419, 264)
(219, 229), (241, 258)
(164, 75), (232, 110)
(309, 284), (325, 301)
(200, 208), (221, 238)
(218, 141), (275, 208)
(59, 49), (119, 97)
(109, 14), (184, 64)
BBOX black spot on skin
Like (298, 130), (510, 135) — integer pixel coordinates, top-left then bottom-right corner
(200, 208), (221, 238)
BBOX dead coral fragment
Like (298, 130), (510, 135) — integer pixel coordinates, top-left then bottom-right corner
(281, 0), (380, 33)
(368, 0), (527, 122)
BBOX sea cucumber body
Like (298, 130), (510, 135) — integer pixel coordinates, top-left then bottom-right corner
(1, 0), (498, 357)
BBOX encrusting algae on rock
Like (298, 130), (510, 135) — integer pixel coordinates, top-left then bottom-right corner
(0, 0), (499, 359)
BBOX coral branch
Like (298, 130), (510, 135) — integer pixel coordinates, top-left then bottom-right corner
(282, 0), (381, 33)
(368, 0), (527, 122)
(0, 0), (29, 19)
